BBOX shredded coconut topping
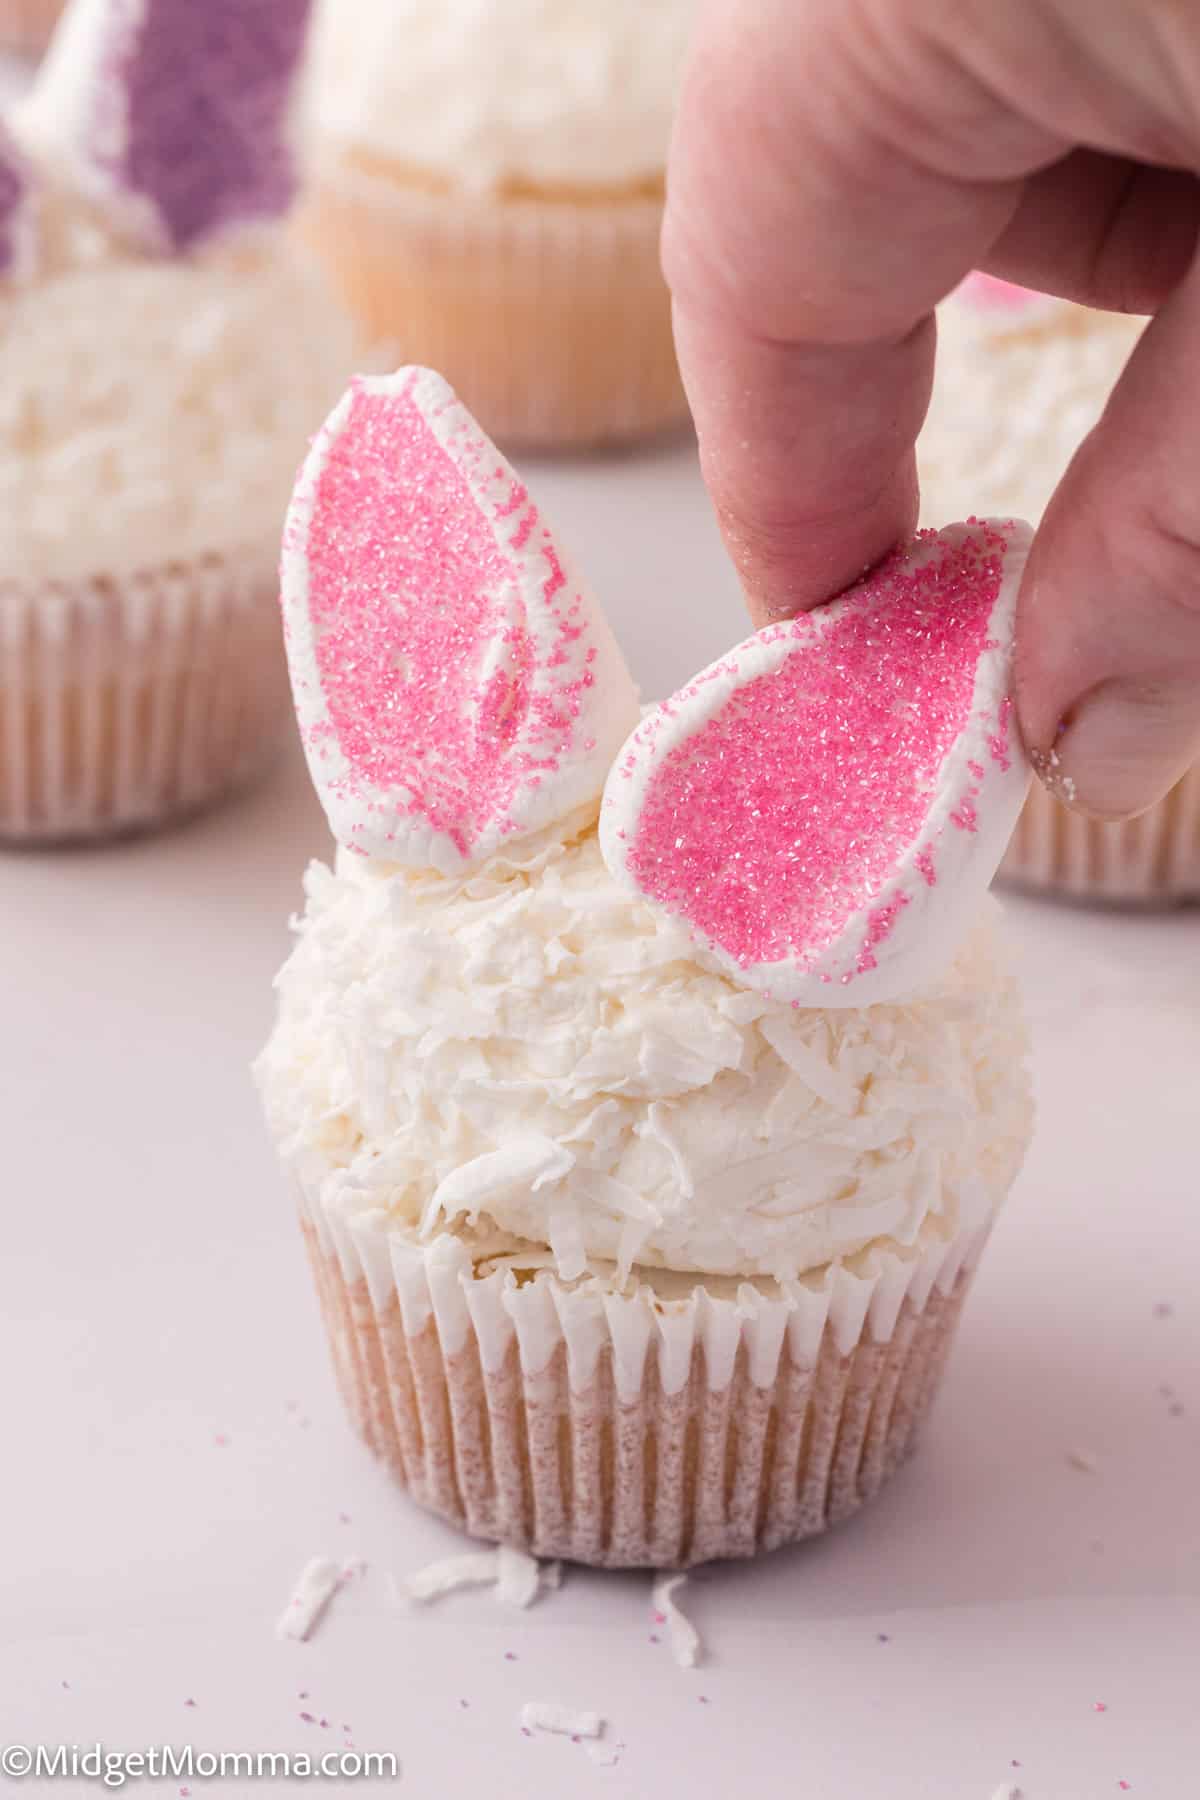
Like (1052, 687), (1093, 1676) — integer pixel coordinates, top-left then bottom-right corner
(0, 183), (355, 585)
(258, 829), (1031, 1283)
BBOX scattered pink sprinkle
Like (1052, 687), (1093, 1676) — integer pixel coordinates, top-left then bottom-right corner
(213, 1434), (229, 1448)
(1094, 1702), (1108, 1713)
(183, 1697), (196, 1708)
(1153, 1302), (1173, 1319)
(299, 1712), (316, 1725)
(319, 1718), (330, 1730)
(298, 1691), (309, 1700)
(504, 1651), (518, 1662)
(652, 1611), (667, 1626)
(180, 1789), (191, 1797)
(338, 1511), (352, 1525)
(623, 527), (1009, 980)
(1119, 1783), (1132, 1790)
(521, 1727), (533, 1738)
(649, 1634), (661, 1645)
(459, 1700), (470, 1710)
(60, 1680), (69, 1690)
(698, 1696), (710, 1706)
(877, 1633), (891, 1644)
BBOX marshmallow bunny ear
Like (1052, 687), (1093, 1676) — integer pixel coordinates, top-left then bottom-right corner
(0, 122), (35, 278)
(24, 0), (311, 252)
(601, 521), (1033, 1008)
(281, 367), (642, 870)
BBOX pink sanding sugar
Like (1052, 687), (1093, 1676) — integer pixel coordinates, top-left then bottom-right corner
(299, 377), (597, 858)
(624, 527), (1007, 976)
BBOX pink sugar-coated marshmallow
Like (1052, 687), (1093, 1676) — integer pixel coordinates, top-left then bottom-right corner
(280, 366), (641, 870)
(600, 520), (1033, 1008)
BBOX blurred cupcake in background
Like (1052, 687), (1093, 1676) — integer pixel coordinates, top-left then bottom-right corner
(298, 0), (694, 448)
(0, 0), (63, 60)
(0, 0), (357, 843)
(917, 276), (1191, 905)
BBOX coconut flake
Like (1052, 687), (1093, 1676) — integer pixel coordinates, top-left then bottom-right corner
(404, 1552), (501, 1602)
(403, 1548), (559, 1606)
(495, 1546), (541, 1609)
(275, 1557), (343, 1642)
(520, 1702), (604, 1739)
(652, 1573), (702, 1668)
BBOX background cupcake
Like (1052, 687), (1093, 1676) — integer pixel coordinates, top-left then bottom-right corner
(257, 367), (1034, 1567)
(297, 0), (694, 448)
(0, 0), (356, 842)
(917, 276), (1191, 904)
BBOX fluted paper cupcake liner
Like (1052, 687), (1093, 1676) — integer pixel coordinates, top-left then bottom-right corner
(1001, 770), (1200, 904)
(296, 156), (689, 449)
(296, 1175), (991, 1568)
(0, 0), (62, 56)
(0, 554), (290, 843)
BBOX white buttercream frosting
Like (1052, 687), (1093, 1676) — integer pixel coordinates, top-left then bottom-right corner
(257, 815), (1032, 1285)
(0, 180), (357, 587)
(919, 286), (1145, 527)
(308, 0), (694, 191)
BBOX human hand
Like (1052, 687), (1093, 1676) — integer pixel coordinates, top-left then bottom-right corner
(664, 0), (1200, 818)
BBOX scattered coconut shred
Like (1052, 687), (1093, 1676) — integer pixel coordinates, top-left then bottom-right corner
(520, 1702), (604, 1739)
(275, 1556), (362, 1642)
(402, 1547), (560, 1609)
(652, 1573), (703, 1669)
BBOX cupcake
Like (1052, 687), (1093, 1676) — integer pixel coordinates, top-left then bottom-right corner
(296, 0), (693, 449)
(918, 276), (1190, 904)
(0, 0), (62, 57)
(0, 0), (356, 843)
(257, 367), (1034, 1567)
(258, 369), (1036, 1564)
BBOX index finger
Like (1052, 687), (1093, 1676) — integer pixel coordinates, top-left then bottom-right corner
(662, 0), (1075, 620)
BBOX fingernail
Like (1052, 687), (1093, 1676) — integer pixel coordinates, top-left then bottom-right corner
(1039, 678), (1200, 820)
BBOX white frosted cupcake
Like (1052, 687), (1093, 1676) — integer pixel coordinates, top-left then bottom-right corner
(918, 276), (1194, 904)
(0, 0), (356, 842)
(257, 367), (1034, 1566)
(298, 0), (693, 448)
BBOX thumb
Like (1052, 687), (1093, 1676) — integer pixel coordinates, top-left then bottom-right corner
(1016, 270), (1200, 821)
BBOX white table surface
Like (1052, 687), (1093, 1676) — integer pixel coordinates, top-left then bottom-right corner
(4, 433), (1200, 1800)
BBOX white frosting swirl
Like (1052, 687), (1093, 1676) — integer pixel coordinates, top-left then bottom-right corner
(257, 817), (1032, 1284)
(919, 288), (1145, 528)
(0, 183), (357, 586)
(309, 0), (694, 191)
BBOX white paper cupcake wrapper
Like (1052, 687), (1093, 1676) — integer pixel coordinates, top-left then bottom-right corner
(295, 1173), (993, 1568)
(1002, 769), (1200, 903)
(0, 553), (290, 842)
(296, 156), (688, 449)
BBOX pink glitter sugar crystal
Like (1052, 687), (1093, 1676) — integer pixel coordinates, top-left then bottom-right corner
(619, 524), (1012, 983)
(285, 368), (639, 867)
